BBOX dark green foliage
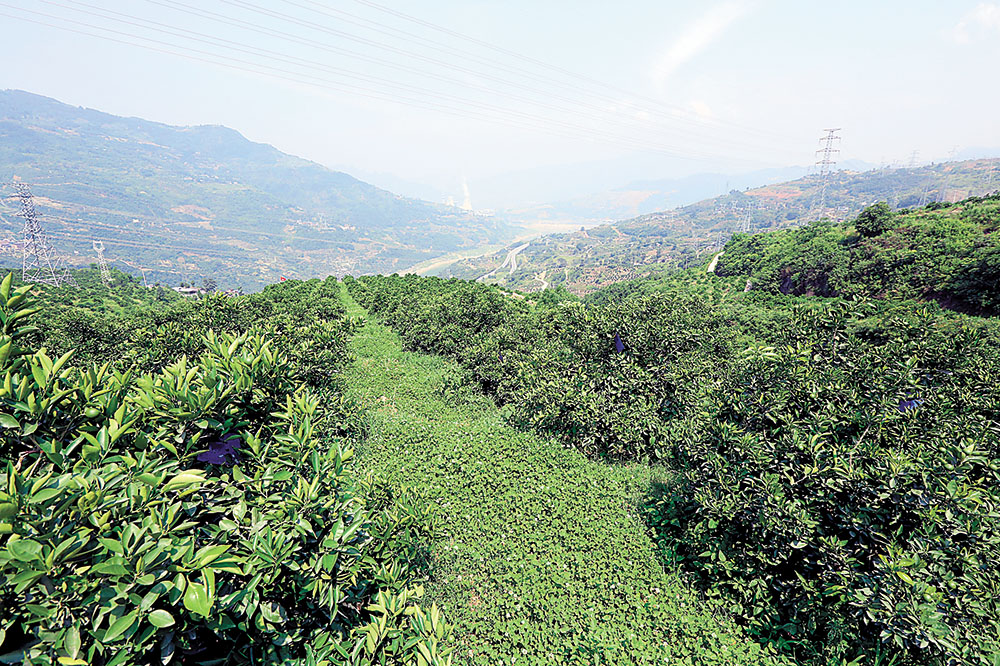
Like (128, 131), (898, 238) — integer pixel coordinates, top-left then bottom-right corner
(0, 267), (183, 315)
(353, 274), (528, 359)
(29, 273), (359, 386)
(716, 193), (1000, 315)
(0, 273), (450, 666)
(855, 201), (893, 237)
(949, 244), (1000, 315)
(649, 301), (1000, 664)
(348, 275), (732, 461)
(347, 250), (1000, 666)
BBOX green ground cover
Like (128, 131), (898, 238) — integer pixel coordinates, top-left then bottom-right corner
(339, 287), (779, 666)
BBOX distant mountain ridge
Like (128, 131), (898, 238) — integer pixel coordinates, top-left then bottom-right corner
(506, 165), (816, 225)
(452, 158), (1000, 294)
(0, 89), (511, 289)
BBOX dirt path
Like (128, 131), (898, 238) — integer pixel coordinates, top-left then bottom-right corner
(707, 251), (724, 273)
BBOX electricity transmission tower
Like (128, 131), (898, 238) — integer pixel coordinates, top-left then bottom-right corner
(93, 239), (112, 287)
(15, 183), (77, 288)
(741, 201), (756, 233)
(908, 150), (920, 168)
(814, 128), (841, 216)
(918, 185), (931, 208)
(940, 146), (959, 203)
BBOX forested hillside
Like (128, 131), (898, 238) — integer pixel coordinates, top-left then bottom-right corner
(715, 195), (1000, 315)
(452, 159), (999, 294)
(0, 90), (511, 289)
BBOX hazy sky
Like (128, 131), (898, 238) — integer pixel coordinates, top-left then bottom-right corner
(2, 0), (999, 205)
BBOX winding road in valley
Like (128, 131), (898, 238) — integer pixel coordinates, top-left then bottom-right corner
(478, 242), (530, 281)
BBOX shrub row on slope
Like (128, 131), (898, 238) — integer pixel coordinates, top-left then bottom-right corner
(716, 195), (1000, 315)
(345, 268), (1000, 665)
(342, 313), (787, 666)
(0, 274), (449, 666)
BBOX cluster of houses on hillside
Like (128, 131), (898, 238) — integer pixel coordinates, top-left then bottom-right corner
(170, 285), (241, 298)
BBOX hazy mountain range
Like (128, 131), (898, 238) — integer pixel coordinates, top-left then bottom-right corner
(3, 89), (995, 294)
(0, 89), (510, 289)
(451, 158), (1000, 293)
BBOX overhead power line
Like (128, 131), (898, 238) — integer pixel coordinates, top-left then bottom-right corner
(283, 0), (791, 143)
(10, 0), (802, 162)
(43, 0), (744, 157)
(45, 211), (349, 247)
(216, 0), (797, 151)
(46, 229), (248, 260)
(3, 6), (733, 160)
(343, 0), (792, 142)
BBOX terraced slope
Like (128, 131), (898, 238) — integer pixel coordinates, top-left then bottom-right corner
(0, 89), (511, 289)
(449, 158), (999, 294)
(339, 288), (782, 665)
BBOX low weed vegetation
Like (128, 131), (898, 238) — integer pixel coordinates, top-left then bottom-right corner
(340, 299), (783, 665)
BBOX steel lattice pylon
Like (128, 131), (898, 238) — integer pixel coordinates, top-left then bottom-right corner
(93, 239), (112, 287)
(814, 128), (841, 217)
(15, 182), (77, 288)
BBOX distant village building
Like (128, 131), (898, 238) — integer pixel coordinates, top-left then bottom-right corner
(172, 286), (205, 298)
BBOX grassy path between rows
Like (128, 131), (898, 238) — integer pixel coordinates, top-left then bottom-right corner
(340, 289), (775, 666)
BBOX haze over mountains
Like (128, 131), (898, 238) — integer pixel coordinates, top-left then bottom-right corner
(0, 89), (510, 289)
(505, 165), (816, 225)
(454, 158), (1000, 293)
(2, 89), (997, 294)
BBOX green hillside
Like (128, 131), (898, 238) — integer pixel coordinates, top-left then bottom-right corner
(0, 90), (512, 290)
(714, 196), (1000, 314)
(451, 158), (999, 294)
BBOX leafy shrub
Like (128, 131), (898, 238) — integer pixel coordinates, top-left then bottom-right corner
(649, 301), (1000, 664)
(855, 201), (893, 237)
(36, 275), (360, 384)
(716, 193), (1000, 314)
(0, 273), (450, 666)
(350, 275), (734, 461)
